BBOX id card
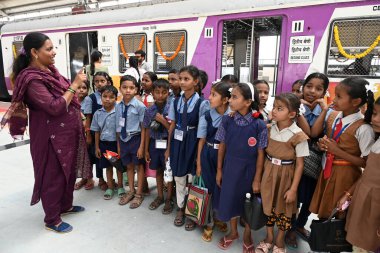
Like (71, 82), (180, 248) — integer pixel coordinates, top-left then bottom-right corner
(119, 118), (125, 127)
(155, 139), (167, 149)
(214, 144), (219, 150)
(174, 129), (184, 141)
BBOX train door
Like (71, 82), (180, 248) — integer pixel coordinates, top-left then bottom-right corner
(67, 31), (98, 81)
(221, 17), (282, 96)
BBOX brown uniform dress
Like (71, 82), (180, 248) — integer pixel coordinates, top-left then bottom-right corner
(345, 146), (380, 251)
(261, 131), (309, 220)
(310, 111), (364, 219)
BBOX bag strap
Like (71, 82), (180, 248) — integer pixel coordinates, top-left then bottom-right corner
(192, 175), (206, 188)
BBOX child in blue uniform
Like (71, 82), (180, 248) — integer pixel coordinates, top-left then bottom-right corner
(166, 65), (209, 230)
(143, 79), (174, 214)
(215, 83), (267, 253)
(116, 75), (146, 208)
(90, 86), (125, 200)
(196, 81), (231, 242)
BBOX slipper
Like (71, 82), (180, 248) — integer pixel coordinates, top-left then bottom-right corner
(255, 241), (273, 253)
(84, 179), (94, 190)
(149, 197), (164, 210)
(61, 206), (85, 215)
(45, 222), (73, 233)
(295, 228), (310, 241)
(119, 191), (135, 205)
(162, 200), (174, 215)
(117, 187), (126, 198)
(174, 210), (185, 227)
(285, 230), (298, 249)
(104, 189), (114, 200)
(243, 243), (255, 253)
(201, 227), (213, 242)
(218, 235), (239, 250)
(129, 194), (144, 209)
(74, 179), (87, 190)
(273, 245), (286, 253)
(185, 219), (196, 231)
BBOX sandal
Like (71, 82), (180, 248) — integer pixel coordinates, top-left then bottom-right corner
(272, 245), (286, 253)
(218, 234), (239, 250)
(174, 209), (185, 227)
(201, 227), (213, 242)
(215, 220), (228, 232)
(74, 179), (87, 190)
(119, 191), (135, 205)
(45, 222), (73, 233)
(162, 200), (174, 215)
(84, 179), (94, 190)
(243, 243), (255, 253)
(255, 241), (273, 253)
(129, 194), (144, 209)
(185, 219), (196, 231)
(104, 189), (114, 200)
(149, 197), (164, 210)
(285, 230), (298, 249)
(117, 187), (126, 198)
(98, 180), (108, 191)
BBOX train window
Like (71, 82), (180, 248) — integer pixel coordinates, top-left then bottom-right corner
(118, 33), (147, 73)
(12, 41), (23, 59)
(326, 18), (380, 77)
(153, 31), (186, 73)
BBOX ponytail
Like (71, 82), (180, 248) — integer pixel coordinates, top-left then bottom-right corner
(89, 50), (103, 76)
(365, 90), (375, 124)
(11, 54), (31, 83)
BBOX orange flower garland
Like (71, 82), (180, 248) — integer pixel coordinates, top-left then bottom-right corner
(155, 35), (184, 61)
(119, 35), (145, 60)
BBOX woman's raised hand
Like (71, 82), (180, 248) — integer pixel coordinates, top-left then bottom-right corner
(72, 68), (87, 89)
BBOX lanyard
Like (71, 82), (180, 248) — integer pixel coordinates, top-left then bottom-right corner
(177, 93), (195, 128)
(331, 118), (350, 141)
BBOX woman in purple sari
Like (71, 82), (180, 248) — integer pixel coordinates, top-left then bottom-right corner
(1, 32), (92, 233)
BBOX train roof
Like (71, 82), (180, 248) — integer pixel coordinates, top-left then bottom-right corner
(0, 0), (362, 35)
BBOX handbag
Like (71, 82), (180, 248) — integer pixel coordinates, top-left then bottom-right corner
(243, 194), (267, 231)
(185, 176), (211, 226)
(103, 150), (124, 172)
(309, 208), (352, 252)
(303, 142), (323, 180)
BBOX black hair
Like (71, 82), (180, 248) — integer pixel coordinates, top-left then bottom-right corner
(275, 93), (301, 116)
(12, 32), (50, 83)
(292, 79), (304, 87)
(340, 77), (374, 124)
(212, 81), (232, 100)
(199, 70), (208, 90)
(120, 75), (140, 91)
(92, 71), (113, 92)
(303, 72), (329, 93)
(134, 50), (146, 58)
(179, 65), (200, 81)
(153, 78), (170, 90)
(253, 79), (270, 89)
(235, 83), (260, 113)
(128, 56), (140, 81)
(168, 69), (178, 75)
(143, 71), (158, 83)
(101, 85), (118, 97)
(90, 50), (103, 76)
(221, 74), (239, 84)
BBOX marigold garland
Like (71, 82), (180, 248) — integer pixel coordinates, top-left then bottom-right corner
(334, 25), (380, 59)
(118, 36), (145, 60)
(155, 35), (184, 61)
(12, 44), (18, 59)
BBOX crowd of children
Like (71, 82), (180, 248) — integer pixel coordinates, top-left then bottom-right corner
(74, 61), (379, 253)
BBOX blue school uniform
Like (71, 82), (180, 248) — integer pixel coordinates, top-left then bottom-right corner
(116, 97), (146, 166)
(168, 92), (209, 177)
(197, 108), (230, 195)
(214, 113), (267, 221)
(90, 107), (117, 169)
(142, 102), (170, 170)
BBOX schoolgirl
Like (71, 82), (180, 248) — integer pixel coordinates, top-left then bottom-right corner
(310, 77), (375, 219)
(166, 65), (209, 230)
(253, 80), (271, 123)
(256, 93), (309, 253)
(215, 83), (267, 253)
(141, 71), (158, 107)
(196, 81), (231, 242)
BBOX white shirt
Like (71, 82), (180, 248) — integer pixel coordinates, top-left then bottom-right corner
(124, 67), (140, 82)
(370, 138), (380, 154)
(332, 111), (375, 157)
(140, 60), (153, 72)
(270, 122), (309, 157)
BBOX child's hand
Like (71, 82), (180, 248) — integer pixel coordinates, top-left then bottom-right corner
(137, 146), (144, 159)
(284, 189), (297, 204)
(196, 163), (202, 177)
(164, 149), (170, 161)
(337, 194), (350, 211)
(324, 137), (340, 155)
(314, 98), (328, 111)
(252, 180), (261, 194)
(86, 134), (92, 146)
(300, 99), (312, 108)
(155, 113), (166, 124)
(145, 152), (151, 163)
(216, 170), (222, 187)
(95, 148), (101, 159)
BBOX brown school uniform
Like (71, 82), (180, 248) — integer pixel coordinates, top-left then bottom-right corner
(345, 139), (380, 252)
(261, 128), (309, 219)
(310, 111), (364, 219)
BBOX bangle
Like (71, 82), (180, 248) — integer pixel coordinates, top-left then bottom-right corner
(81, 116), (86, 121)
(67, 87), (76, 94)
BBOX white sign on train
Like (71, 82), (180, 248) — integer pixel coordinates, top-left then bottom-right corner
(288, 35), (314, 63)
(100, 46), (112, 66)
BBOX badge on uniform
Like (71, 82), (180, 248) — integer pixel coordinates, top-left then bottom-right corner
(214, 144), (219, 149)
(174, 129), (184, 141)
(155, 139), (167, 149)
(248, 137), (257, 147)
(119, 118), (125, 127)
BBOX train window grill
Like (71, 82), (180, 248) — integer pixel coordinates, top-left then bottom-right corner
(326, 18), (380, 77)
(12, 41), (23, 59)
(118, 33), (147, 73)
(153, 31), (186, 73)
